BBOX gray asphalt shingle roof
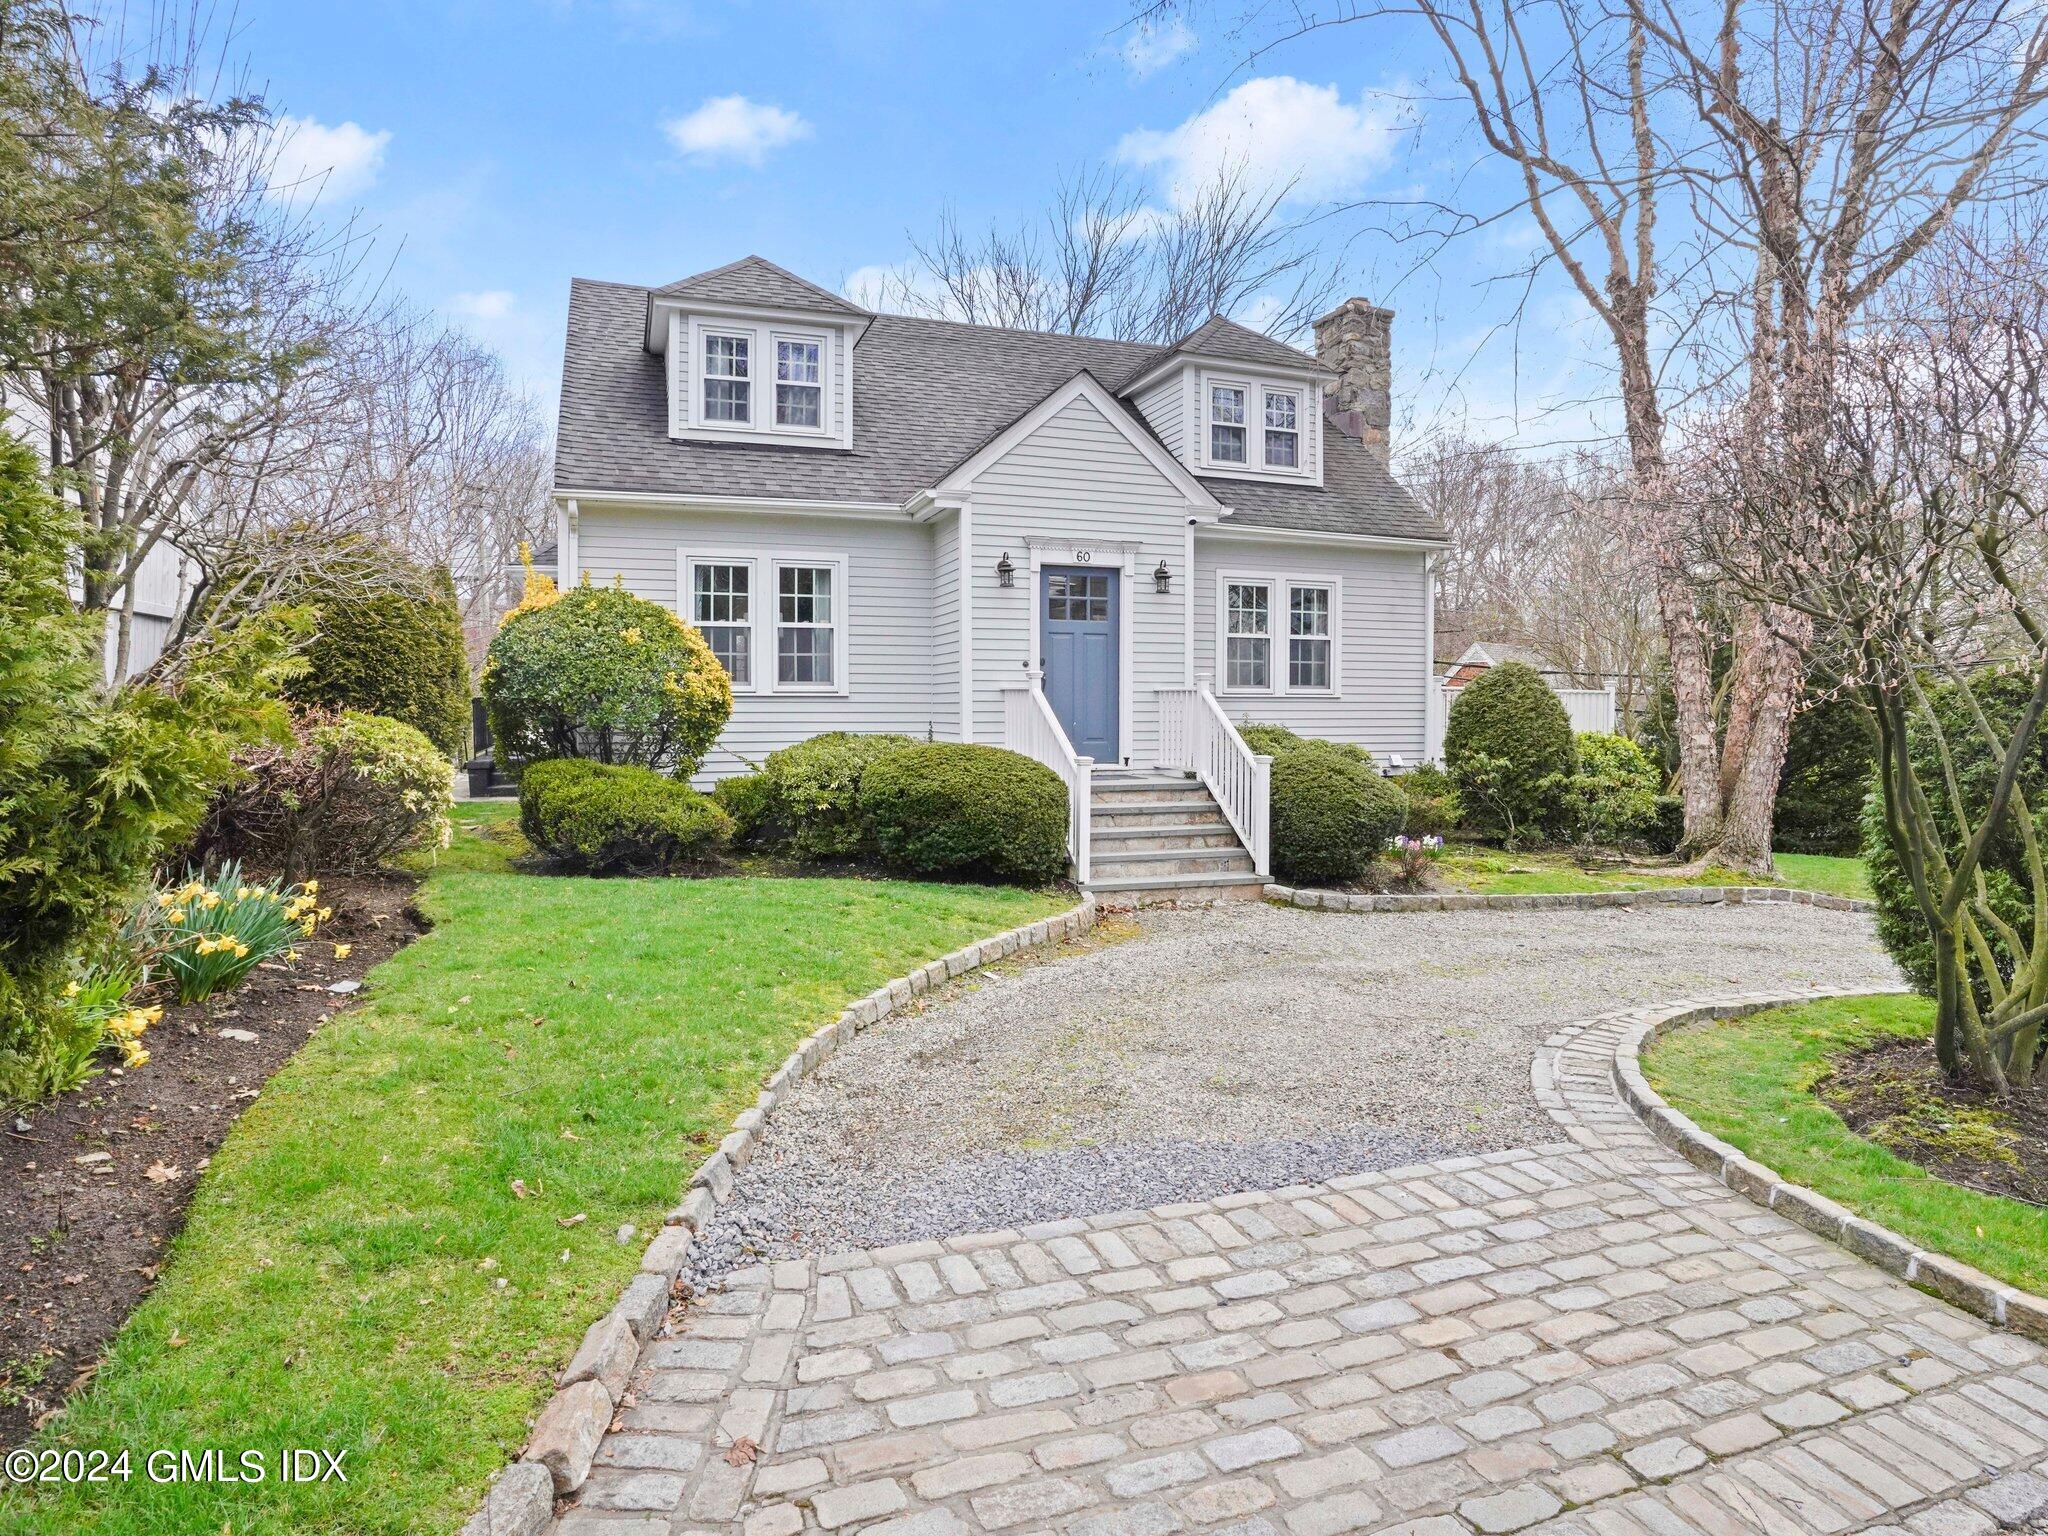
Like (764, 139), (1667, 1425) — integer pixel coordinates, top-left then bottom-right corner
(556, 275), (1444, 544)
(650, 255), (871, 318)
(1132, 314), (1323, 382)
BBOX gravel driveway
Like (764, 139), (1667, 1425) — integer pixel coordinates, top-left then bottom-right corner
(686, 901), (1898, 1283)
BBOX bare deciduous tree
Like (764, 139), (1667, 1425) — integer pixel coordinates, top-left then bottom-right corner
(1692, 227), (2048, 1091)
(861, 161), (1337, 342)
(1159, 0), (2048, 871)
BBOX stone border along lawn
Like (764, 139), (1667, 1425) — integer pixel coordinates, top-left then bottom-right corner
(460, 896), (1102, 1536)
(1566, 988), (2048, 1343)
(1266, 882), (1874, 914)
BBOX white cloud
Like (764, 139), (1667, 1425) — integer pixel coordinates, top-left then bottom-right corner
(1117, 76), (1400, 209)
(1120, 16), (1196, 78)
(451, 289), (517, 321)
(267, 114), (391, 201)
(664, 94), (810, 166)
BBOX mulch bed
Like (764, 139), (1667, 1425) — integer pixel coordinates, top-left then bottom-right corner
(1818, 1037), (2048, 1207)
(0, 871), (425, 1448)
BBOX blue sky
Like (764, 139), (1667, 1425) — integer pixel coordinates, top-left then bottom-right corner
(223, 0), (1609, 448)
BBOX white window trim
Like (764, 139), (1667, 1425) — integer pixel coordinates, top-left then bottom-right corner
(700, 328), (754, 428)
(678, 549), (851, 697)
(770, 330), (828, 433)
(1213, 568), (1343, 697)
(1207, 380), (1250, 468)
(677, 316), (840, 445)
(1261, 385), (1303, 472)
(1196, 368), (1320, 484)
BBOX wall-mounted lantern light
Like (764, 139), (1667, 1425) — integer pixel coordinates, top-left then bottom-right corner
(1153, 559), (1172, 594)
(996, 552), (1015, 588)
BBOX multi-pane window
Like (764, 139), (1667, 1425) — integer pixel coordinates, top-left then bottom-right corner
(703, 333), (751, 423)
(1264, 390), (1300, 469)
(1225, 581), (1271, 689)
(775, 338), (822, 428)
(1209, 384), (1247, 464)
(1046, 571), (1111, 622)
(691, 562), (752, 687)
(777, 564), (836, 686)
(1288, 583), (1332, 689)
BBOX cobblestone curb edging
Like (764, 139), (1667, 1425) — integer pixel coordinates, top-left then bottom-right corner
(456, 895), (1101, 1536)
(1266, 881), (1873, 914)
(1593, 988), (2048, 1347)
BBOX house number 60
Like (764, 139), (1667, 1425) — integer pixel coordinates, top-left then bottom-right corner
(1072, 550), (1093, 563)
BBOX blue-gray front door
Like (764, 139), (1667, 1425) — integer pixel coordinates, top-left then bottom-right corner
(1041, 565), (1119, 762)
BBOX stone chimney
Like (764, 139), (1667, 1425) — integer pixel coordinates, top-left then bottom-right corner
(1313, 298), (1393, 463)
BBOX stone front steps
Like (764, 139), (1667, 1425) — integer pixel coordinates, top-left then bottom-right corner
(1082, 769), (1263, 906)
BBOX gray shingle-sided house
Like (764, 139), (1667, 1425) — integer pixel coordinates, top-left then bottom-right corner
(553, 256), (1447, 899)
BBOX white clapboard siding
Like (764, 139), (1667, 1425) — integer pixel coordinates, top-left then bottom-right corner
(929, 508), (962, 740)
(574, 503), (940, 782)
(968, 393), (1196, 765)
(1194, 534), (1432, 764)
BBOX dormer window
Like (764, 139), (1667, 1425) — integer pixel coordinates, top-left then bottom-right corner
(1264, 389), (1300, 468)
(1209, 384), (1247, 464)
(775, 338), (822, 428)
(703, 333), (751, 423)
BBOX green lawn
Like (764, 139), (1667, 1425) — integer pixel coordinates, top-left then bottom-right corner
(1646, 994), (2048, 1295)
(0, 809), (1064, 1536)
(1433, 847), (1868, 899)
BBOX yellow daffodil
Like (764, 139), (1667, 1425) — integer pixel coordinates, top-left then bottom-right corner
(316, 907), (332, 922)
(140, 1005), (162, 1024)
(304, 880), (318, 895)
(64, 980), (81, 998)
(199, 891), (221, 910)
(231, 941), (250, 959)
(333, 942), (352, 960)
(156, 891), (177, 908)
(166, 909), (184, 925)
(235, 886), (251, 900)
(300, 920), (316, 937)
(123, 1045), (148, 1068)
(286, 949), (299, 962)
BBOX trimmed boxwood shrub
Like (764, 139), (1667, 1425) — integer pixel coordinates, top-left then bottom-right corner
(483, 583), (732, 776)
(858, 743), (1068, 884)
(290, 565), (471, 758)
(519, 758), (732, 875)
(1268, 741), (1407, 885)
(710, 770), (773, 845)
(190, 708), (453, 879)
(1442, 662), (1576, 843)
(755, 732), (919, 860)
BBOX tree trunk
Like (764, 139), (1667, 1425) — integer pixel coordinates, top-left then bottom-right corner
(1704, 608), (1808, 875)
(1659, 573), (1722, 851)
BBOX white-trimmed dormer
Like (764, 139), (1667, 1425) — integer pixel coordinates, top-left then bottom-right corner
(645, 256), (871, 452)
(1119, 316), (1330, 489)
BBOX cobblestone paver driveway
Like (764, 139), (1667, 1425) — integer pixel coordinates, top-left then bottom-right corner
(551, 984), (2048, 1535)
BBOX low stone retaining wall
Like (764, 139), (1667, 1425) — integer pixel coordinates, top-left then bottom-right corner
(458, 896), (1101, 1536)
(1267, 881), (1873, 913)
(1610, 993), (2048, 1345)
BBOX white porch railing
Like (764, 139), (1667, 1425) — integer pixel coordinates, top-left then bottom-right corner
(1157, 677), (1271, 878)
(1001, 670), (1093, 883)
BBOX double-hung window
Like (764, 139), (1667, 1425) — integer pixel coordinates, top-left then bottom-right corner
(702, 333), (751, 423)
(1264, 389), (1300, 469)
(1225, 580), (1271, 689)
(1209, 384), (1247, 464)
(775, 338), (822, 428)
(1288, 583), (1332, 689)
(776, 563), (837, 688)
(690, 561), (753, 688)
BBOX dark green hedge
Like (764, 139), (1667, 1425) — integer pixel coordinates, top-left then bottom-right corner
(1776, 693), (1875, 854)
(859, 743), (1068, 884)
(1268, 740), (1407, 885)
(755, 732), (919, 860)
(519, 758), (731, 875)
(287, 565), (471, 759)
(1442, 662), (1576, 840)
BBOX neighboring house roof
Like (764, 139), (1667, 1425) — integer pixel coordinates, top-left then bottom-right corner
(1132, 314), (1322, 383)
(649, 254), (871, 318)
(557, 276), (1445, 544)
(1441, 641), (1572, 680)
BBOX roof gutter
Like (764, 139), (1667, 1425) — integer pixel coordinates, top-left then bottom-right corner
(1201, 521), (1451, 552)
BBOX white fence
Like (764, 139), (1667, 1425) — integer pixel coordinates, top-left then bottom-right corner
(1430, 681), (1616, 762)
(1158, 680), (1272, 877)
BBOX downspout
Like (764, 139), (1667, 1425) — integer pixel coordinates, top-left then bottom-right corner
(1423, 550), (1442, 764)
(1183, 516), (1196, 688)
